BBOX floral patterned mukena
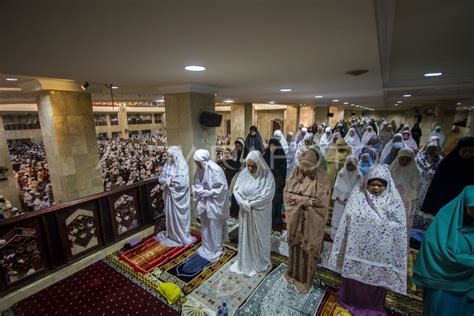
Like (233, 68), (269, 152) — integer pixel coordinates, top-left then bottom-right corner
(328, 164), (408, 295)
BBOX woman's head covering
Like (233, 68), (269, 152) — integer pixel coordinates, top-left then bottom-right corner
(306, 145), (327, 171)
(273, 129), (289, 155)
(413, 186), (474, 299)
(235, 137), (245, 147)
(245, 126), (264, 152)
(329, 164), (407, 295)
(430, 125), (446, 146)
(246, 150), (270, 178)
(344, 127), (361, 148)
(193, 149), (210, 162)
(421, 137), (474, 216)
(296, 127), (308, 144)
(389, 148), (421, 202)
(250, 125), (258, 132)
(359, 152), (373, 176)
(380, 133), (405, 165)
(332, 155), (362, 200)
(327, 137), (351, 162)
(401, 130), (418, 151)
(361, 126), (376, 145)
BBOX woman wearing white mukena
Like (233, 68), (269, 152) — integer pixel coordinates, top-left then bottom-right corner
(156, 146), (196, 247)
(229, 150), (275, 277)
(192, 149), (229, 262)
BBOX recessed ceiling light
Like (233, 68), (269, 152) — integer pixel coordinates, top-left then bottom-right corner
(332, 99), (339, 102)
(280, 88), (292, 92)
(111, 85), (119, 89)
(343, 102), (349, 105)
(224, 99), (234, 103)
(5, 78), (18, 81)
(0, 87), (22, 91)
(394, 104), (398, 106)
(397, 101), (403, 103)
(185, 65), (206, 72)
(457, 102), (462, 105)
(424, 72), (442, 77)
(269, 101), (275, 104)
(315, 95), (323, 99)
(403, 94), (411, 97)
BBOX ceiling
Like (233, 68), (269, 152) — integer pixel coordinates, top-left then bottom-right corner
(0, 0), (473, 110)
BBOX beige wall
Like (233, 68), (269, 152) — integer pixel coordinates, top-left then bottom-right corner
(328, 106), (344, 127)
(216, 111), (231, 137)
(299, 107), (314, 127)
(256, 109), (285, 140)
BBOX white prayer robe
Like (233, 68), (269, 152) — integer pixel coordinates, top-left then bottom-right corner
(192, 150), (229, 262)
(156, 146), (196, 247)
(229, 151), (275, 277)
(330, 157), (362, 240)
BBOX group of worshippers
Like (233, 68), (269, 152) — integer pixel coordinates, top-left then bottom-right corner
(8, 140), (53, 215)
(98, 138), (167, 191)
(208, 122), (473, 315)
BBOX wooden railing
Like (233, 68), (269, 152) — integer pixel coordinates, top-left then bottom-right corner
(0, 177), (163, 296)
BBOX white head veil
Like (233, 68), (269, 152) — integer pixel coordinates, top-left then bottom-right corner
(273, 129), (289, 156)
(389, 147), (421, 202)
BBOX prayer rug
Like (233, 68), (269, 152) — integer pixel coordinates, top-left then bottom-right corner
(153, 245), (236, 294)
(118, 233), (201, 274)
(11, 261), (178, 316)
(235, 263), (325, 316)
(315, 289), (407, 316)
(188, 257), (270, 315)
(182, 296), (217, 316)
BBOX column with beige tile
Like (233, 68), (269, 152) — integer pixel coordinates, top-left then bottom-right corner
(231, 103), (254, 140)
(0, 114), (21, 208)
(118, 104), (129, 139)
(164, 87), (217, 178)
(285, 105), (299, 134)
(36, 90), (103, 203)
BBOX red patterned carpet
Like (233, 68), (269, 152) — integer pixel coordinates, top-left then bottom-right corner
(12, 261), (178, 316)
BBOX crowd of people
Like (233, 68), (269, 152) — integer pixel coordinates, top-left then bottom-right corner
(212, 119), (473, 315)
(6, 140), (53, 218)
(98, 138), (166, 191)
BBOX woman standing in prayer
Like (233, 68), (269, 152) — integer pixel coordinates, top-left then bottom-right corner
(389, 148), (421, 236)
(420, 137), (474, 217)
(411, 123), (422, 147)
(326, 137), (352, 188)
(329, 164), (407, 315)
(156, 146), (196, 247)
(413, 186), (474, 316)
(358, 153), (374, 176)
(360, 125), (376, 146)
(380, 134), (405, 165)
(344, 127), (361, 155)
(273, 129), (289, 157)
(286, 132), (297, 175)
(413, 139), (443, 228)
(192, 150), (229, 262)
(284, 145), (330, 293)
(430, 125), (445, 147)
(245, 126), (264, 153)
(263, 137), (287, 227)
(313, 126), (324, 145)
(230, 151), (275, 276)
(296, 127), (308, 144)
(379, 123), (394, 149)
(319, 127), (334, 157)
(402, 130), (419, 153)
(223, 137), (248, 185)
(330, 156), (362, 240)
(294, 133), (314, 166)
(443, 126), (462, 155)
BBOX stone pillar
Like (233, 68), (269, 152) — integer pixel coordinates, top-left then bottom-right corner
(230, 103), (254, 140)
(0, 115), (21, 208)
(36, 91), (103, 203)
(105, 114), (112, 139)
(118, 104), (129, 139)
(435, 101), (457, 134)
(300, 106), (315, 127)
(314, 106), (329, 126)
(284, 105), (299, 134)
(164, 91), (216, 178)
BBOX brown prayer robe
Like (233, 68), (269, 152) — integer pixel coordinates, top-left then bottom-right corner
(283, 166), (330, 293)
